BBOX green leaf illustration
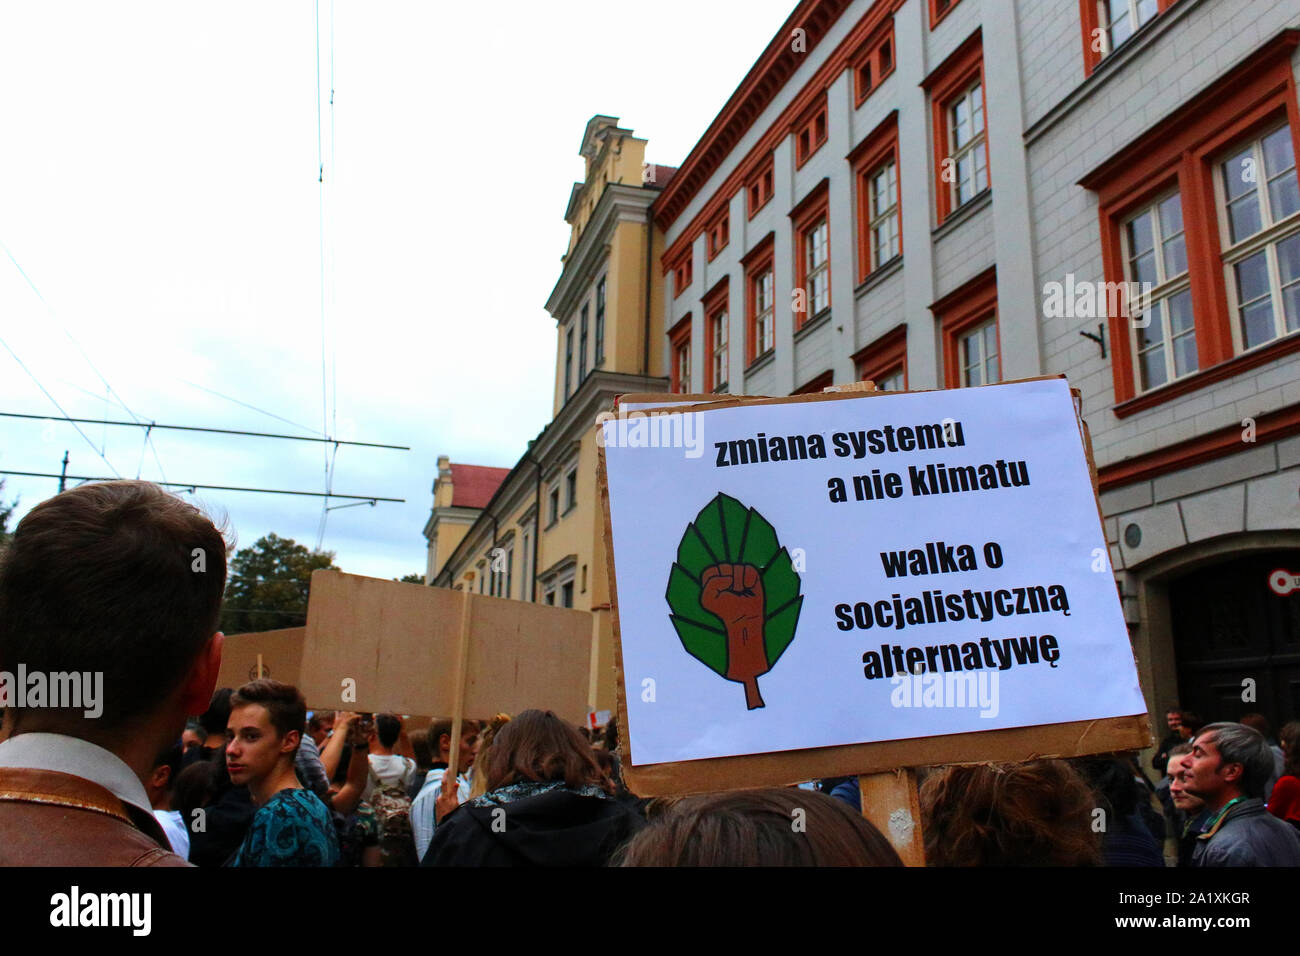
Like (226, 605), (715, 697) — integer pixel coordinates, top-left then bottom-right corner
(664, 493), (804, 710)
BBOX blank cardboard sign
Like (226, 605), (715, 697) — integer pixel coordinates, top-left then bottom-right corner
(216, 627), (305, 691)
(300, 570), (591, 723)
(300, 571), (461, 715)
(463, 593), (590, 725)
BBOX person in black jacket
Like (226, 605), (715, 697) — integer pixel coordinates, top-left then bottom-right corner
(421, 709), (643, 867)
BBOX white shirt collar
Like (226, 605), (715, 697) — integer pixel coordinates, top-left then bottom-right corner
(0, 732), (154, 816)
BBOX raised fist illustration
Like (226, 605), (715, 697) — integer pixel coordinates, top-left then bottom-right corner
(700, 563), (768, 709)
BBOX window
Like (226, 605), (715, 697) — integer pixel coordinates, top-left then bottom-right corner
(1218, 125), (1300, 351)
(579, 305), (589, 378)
(548, 486), (560, 526)
(852, 24), (895, 106)
(564, 468), (577, 511)
(933, 266), (998, 388)
(707, 211), (730, 260)
(564, 327), (574, 398)
(948, 82), (987, 209)
(670, 315), (692, 393)
(854, 324), (907, 390)
(478, 567), (486, 593)
(925, 32), (987, 225)
(521, 528), (532, 601)
(505, 546), (514, 600)
(958, 320), (1000, 386)
(929, 0), (960, 29)
(744, 237), (776, 363)
(851, 114), (902, 282)
(1081, 43), (1300, 415)
(1124, 192), (1193, 391)
(545, 589), (555, 606)
(1080, 0), (1179, 74)
(672, 251), (693, 298)
(704, 283), (729, 391)
(561, 581), (574, 608)
(747, 157), (774, 218)
(794, 100), (828, 168)
(594, 278), (606, 365)
(793, 183), (830, 328)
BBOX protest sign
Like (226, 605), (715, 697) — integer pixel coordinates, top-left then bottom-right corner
(298, 570), (591, 725)
(598, 377), (1149, 799)
(216, 627), (305, 690)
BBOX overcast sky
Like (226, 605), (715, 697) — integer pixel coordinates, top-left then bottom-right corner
(0, 0), (797, 580)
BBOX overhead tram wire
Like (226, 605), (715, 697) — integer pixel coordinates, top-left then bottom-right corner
(0, 470), (403, 503)
(0, 412), (409, 450)
(178, 379), (327, 437)
(0, 335), (122, 479)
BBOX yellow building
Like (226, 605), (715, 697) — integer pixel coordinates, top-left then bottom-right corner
(425, 115), (675, 713)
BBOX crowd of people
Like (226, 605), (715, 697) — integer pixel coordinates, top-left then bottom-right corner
(0, 480), (1298, 867)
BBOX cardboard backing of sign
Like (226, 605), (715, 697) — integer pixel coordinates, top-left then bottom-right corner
(596, 375), (1151, 797)
(216, 627), (305, 691)
(299, 570), (591, 725)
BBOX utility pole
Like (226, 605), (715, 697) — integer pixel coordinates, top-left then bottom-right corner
(58, 450), (69, 492)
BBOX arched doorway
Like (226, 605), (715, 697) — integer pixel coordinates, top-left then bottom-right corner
(1168, 549), (1300, 733)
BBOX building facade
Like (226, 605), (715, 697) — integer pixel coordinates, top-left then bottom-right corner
(424, 116), (674, 711)
(653, 0), (1300, 736)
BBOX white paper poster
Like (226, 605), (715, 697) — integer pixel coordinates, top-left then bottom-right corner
(601, 379), (1146, 766)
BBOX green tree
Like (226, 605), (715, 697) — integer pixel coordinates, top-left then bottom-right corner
(396, 572), (425, 584)
(220, 533), (339, 635)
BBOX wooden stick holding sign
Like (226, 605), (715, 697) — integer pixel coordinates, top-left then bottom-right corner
(597, 376), (1151, 865)
(440, 584), (475, 821)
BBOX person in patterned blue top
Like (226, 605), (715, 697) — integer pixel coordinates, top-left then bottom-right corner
(226, 679), (339, 867)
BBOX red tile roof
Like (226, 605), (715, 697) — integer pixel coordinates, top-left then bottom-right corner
(449, 463), (510, 509)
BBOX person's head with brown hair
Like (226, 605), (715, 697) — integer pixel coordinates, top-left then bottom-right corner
(1280, 721), (1300, 778)
(614, 788), (903, 866)
(430, 716), (481, 773)
(468, 712), (512, 799)
(0, 480), (227, 762)
(1238, 712), (1273, 741)
(482, 709), (609, 794)
(226, 679), (307, 805)
(1178, 711), (1206, 739)
(920, 760), (1102, 866)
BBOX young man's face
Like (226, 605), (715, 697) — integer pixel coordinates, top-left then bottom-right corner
(1168, 753), (1204, 813)
(1166, 712), (1182, 733)
(226, 703), (295, 788)
(1183, 733), (1240, 808)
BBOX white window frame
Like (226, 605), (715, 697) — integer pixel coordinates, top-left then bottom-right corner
(1097, 0), (1158, 57)
(869, 160), (899, 269)
(1121, 190), (1194, 392)
(710, 307), (728, 390)
(804, 217), (830, 316)
(949, 81), (987, 210)
(959, 318), (1000, 387)
(1215, 124), (1300, 355)
(754, 269), (774, 357)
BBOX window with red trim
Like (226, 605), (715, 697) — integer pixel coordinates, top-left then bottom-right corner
(792, 184), (831, 327)
(852, 24), (895, 107)
(669, 316), (692, 393)
(854, 324), (907, 390)
(671, 250), (693, 298)
(933, 267), (999, 388)
(930, 0), (960, 29)
(1081, 39), (1300, 414)
(747, 158), (774, 218)
(794, 100), (828, 169)
(707, 210), (730, 261)
(704, 282), (729, 391)
(851, 114), (902, 283)
(744, 237), (776, 364)
(1079, 0), (1181, 76)
(924, 32), (988, 225)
